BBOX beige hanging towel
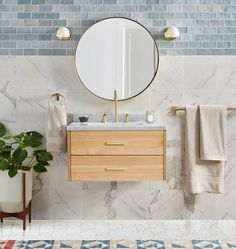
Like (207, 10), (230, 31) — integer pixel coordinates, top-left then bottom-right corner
(185, 106), (225, 194)
(47, 95), (67, 153)
(199, 105), (227, 161)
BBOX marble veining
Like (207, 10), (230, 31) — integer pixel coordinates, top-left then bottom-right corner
(0, 56), (236, 220)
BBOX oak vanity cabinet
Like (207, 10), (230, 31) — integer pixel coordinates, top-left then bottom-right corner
(67, 129), (166, 181)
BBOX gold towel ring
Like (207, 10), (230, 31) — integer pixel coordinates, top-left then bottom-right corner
(49, 93), (65, 102)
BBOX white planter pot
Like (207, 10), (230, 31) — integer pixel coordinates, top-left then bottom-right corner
(0, 170), (32, 213)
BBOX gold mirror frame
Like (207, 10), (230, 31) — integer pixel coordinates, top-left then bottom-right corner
(75, 17), (160, 101)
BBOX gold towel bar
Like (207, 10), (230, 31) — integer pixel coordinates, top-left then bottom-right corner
(171, 106), (236, 115)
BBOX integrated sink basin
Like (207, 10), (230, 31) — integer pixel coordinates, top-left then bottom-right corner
(67, 122), (166, 131)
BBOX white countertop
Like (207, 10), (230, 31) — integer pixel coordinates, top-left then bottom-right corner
(67, 122), (166, 131)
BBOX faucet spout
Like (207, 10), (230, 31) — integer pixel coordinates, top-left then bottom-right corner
(114, 90), (118, 123)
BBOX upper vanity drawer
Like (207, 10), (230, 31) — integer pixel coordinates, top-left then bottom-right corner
(69, 130), (164, 155)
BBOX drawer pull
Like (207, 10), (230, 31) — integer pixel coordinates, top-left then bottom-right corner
(105, 168), (127, 172)
(104, 142), (127, 146)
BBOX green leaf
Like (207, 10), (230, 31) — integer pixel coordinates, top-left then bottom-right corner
(12, 147), (28, 163)
(21, 166), (31, 171)
(0, 139), (6, 148)
(13, 133), (24, 143)
(33, 163), (47, 173)
(0, 123), (6, 138)
(27, 131), (43, 148)
(3, 135), (11, 140)
(0, 145), (12, 158)
(34, 150), (53, 162)
(13, 133), (30, 148)
(8, 169), (17, 178)
(37, 161), (49, 166)
(0, 159), (9, 170)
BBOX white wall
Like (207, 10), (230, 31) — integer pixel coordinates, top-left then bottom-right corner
(0, 56), (236, 220)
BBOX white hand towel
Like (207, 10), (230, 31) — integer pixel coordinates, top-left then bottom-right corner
(47, 98), (67, 153)
(199, 105), (227, 161)
(185, 106), (224, 194)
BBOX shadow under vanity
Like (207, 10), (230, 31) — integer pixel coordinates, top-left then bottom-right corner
(66, 17), (166, 182)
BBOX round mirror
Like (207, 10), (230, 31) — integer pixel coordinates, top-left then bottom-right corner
(75, 17), (159, 101)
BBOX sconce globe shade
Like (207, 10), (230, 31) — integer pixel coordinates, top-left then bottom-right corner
(56, 27), (71, 41)
(164, 26), (180, 40)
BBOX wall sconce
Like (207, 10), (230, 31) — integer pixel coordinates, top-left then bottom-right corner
(164, 26), (180, 41)
(56, 27), (71, 41)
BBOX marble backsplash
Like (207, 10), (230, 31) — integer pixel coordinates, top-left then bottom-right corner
(0, 56), (236, 220)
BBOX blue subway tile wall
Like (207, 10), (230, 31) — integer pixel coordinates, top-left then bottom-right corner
(0, 0), (236, 55)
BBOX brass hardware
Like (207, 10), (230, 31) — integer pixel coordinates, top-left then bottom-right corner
(114, 90), (118, 123)
(124, 113), (129, 123)
(104, 142), (127, 146)
(101, 113), (107, 123)
(171, 105), (236, 115)
(105, 168), (127, 172)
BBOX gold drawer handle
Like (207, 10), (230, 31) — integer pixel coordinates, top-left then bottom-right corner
(105, 168), (127, 172)
(104, 142), (127, 146)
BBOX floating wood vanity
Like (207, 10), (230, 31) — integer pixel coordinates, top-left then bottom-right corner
(67, 123), (166, 181)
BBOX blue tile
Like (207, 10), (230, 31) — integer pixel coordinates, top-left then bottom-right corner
(10, 34), (24, 40)
(103, 0), (117, 3)
(60, 0), (73, 3)
(39, 5), (52, 12)
(2, 42), (16, 48)
(53, 49), (66, 55)
(17, 27), (31, 33)
(18, 0), (31, 4)
(146, 0), (159, 4)
(10, 49), (24, 55)
(32, 0), (45, 3)
(39, 34), (52, 40)
(38, 49), (53, 55)
(3, 27), (16, 33)
(32, 13), (46, 19)
(17, 13), (31, 19)
(0, 49), (9, 55)
(24, 49), (37, 55)
(1, 0), (236, 55)
(24, 34), (38, 41)
(0, 34), (9, 41)
(52, 20), (66, 26)
(46, 13), (59, 19)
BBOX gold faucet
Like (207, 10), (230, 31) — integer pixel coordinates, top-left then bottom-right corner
(101, 113), (107, 123)
(124, 113), (129, 123)
(114, 90), (118, 123)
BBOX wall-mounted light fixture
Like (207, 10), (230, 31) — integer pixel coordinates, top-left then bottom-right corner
(56, 27), (71, 41)
(164, 26), (180, 41)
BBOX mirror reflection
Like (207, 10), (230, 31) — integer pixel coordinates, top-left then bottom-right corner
(75, 18), (159, 100)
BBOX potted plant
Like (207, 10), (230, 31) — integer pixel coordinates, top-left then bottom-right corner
(0, 122), (53, 213)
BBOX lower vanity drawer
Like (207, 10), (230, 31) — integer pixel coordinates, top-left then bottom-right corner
(69, 156), (165, 181)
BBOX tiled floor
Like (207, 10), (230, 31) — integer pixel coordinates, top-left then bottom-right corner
(0, 220), (235, 241)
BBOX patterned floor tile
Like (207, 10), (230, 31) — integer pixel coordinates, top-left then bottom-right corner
(164, 240), (193, 249)
(81, 240), (110, 249)
(1, 240), (236, 249)
(137, 240), (165, 249)
(0, 240), (16, 249)
(110, 240), (137, 249)
(192, 240), (221, 249)
(17, 240), (54, 249)
(52, 241), (81, 249)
